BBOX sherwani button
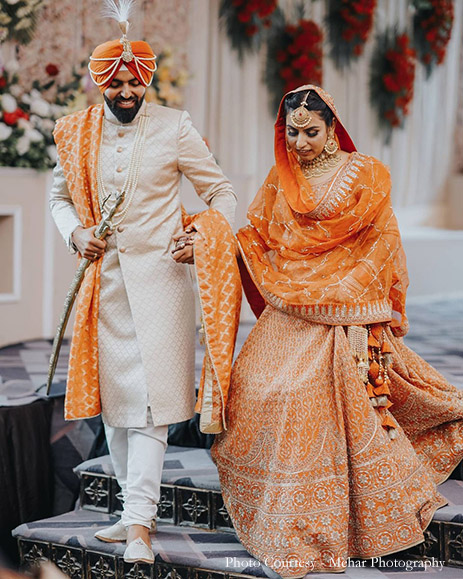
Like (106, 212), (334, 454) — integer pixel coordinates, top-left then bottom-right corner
(119, 246), (126, 253)
(117, 166), (123, 173)
(117, 226), (124, 233)
(118, 131), (124, 138)
(117, 146), (123, 153)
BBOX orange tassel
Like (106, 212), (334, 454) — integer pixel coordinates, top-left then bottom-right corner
(375, 375), (384, 386)
(370, 325), (383, 340)
(368, 360), (380, 380)
(380, 412), (396, 429)
(373, 382), (391, 397)
(375, 394), (389, 407)
(368, 334), (380, 348)
(383, 352), (392, 367)
(381, 341), (392, 354)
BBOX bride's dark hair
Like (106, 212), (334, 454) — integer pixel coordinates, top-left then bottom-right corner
(284, 90), (334, 127)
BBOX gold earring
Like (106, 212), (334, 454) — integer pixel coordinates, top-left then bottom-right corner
(286, 141), (292, 152)
(324, 132), (338, 155)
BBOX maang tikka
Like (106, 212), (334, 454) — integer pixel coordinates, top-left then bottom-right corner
(290, 91), (313, 129)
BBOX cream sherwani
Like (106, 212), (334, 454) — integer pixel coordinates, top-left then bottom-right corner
(50, 101), (236, 429)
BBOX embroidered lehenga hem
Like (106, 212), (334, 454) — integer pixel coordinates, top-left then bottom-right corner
(227, 500), (447, 575)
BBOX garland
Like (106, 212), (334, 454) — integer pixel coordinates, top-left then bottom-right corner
(326, 0), (377, 70)
(219, 0), (278, 61)
(265, 11), (323, 114)
(369, 29), (416, 142)
(413, 0), (454, 77)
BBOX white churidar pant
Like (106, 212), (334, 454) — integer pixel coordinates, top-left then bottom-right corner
(104, 410), (168, 528)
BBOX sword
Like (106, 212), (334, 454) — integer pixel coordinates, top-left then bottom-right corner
(45, 191), (125, 395)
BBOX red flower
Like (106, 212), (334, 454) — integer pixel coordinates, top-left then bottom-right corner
(3, 111), (19, 125)
(237, 12), (251, 23)
(414, 0), (453, 68)
(2, 108), (29, 125)
(383, 74), (399, 93)
(0, 76), (6, 89)
(336, 0), (376, 59)
(45, 63), (59, 76)
(246, 25), (258, 37)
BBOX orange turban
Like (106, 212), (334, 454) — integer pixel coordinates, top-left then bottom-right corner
(89, 39), (157, 93)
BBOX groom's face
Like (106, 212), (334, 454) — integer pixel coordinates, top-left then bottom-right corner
(104, 70), (146, 123)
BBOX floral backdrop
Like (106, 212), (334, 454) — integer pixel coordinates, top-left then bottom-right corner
(0, 0), (190, 169)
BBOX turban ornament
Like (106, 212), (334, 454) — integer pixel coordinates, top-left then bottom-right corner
(88, 0), (157, 93)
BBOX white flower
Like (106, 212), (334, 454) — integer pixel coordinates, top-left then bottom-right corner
(30, 89), (41, 100)
(1, 93), (18, 113)
(30, 98), (50, 117)
(16, 135), (30, 155)
(0, 28), (8, 43)
(5, 0), (21, 4)
(176, 70), (189, 88)
(26, 128), (43, 142)
(4, 59), (19, 74)
(50, 104), (64, 117)
(9, 84), (22, 98)
(0, 122), (13, 141)
(17, 6), (33, 18)
(21, 93), (31, 105)
(40, 118), (55, 132)
(47, 145), (57, 163)
(0, 13), (12, 25)
(17, 117), (32, 130)
(15, 17), (32, 30)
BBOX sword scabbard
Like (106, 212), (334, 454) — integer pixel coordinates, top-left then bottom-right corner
(45, 194), (125, 395)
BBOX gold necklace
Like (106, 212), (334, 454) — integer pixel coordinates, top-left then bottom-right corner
(299, 151), (342, 179)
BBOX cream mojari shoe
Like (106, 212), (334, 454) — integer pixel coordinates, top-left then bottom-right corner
(95, 519), (157, 543)
(124, 537), (154, 563)
(94, 520), (127, 543)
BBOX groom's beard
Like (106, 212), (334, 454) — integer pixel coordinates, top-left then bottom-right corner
(104, 93), (145, 124)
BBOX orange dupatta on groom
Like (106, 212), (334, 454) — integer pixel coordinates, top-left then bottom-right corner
(54, 106), (241, 432)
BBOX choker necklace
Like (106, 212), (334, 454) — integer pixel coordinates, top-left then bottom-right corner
(299, 151), (342, 179)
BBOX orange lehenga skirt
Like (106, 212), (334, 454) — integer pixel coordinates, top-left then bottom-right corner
(211, 306), (463, 576)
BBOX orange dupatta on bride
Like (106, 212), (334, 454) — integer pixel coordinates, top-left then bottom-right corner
(237, 85), (409, 335)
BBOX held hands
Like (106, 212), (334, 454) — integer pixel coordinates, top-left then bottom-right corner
(171, 226), (195, 265)
(72, 225), (111, 261)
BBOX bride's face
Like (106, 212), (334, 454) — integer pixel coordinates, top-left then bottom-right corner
(285, 110), (329, 161)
